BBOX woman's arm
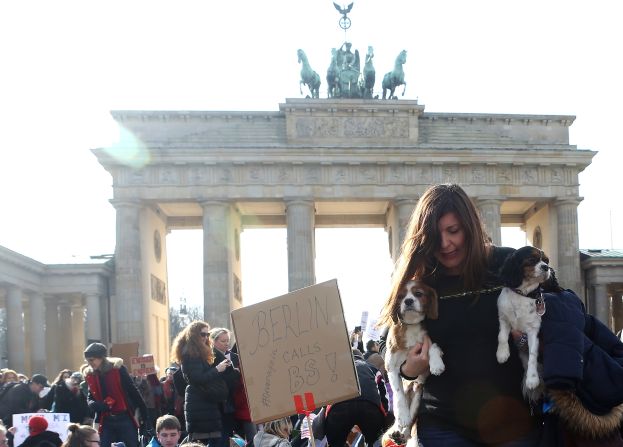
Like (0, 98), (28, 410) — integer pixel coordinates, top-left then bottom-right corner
(181, 356), (220, 386)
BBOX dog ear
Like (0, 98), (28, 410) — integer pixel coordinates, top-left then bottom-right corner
(499, 251), (524, 288)
(541, 267), (563, 293)
(424, 286), (439, 320)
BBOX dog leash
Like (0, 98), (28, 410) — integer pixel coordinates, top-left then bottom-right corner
(439, 285), (504, 300)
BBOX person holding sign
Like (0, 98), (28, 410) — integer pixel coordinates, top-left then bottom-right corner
(377, 184), (537, 446)
(16, 415), (62, 447)
(171, 321), (237, 447)
(210, 328), (256, 447)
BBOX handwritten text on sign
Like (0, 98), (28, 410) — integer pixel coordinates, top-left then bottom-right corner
(130, 354), (156, 376)
(231, 279), (359, 424)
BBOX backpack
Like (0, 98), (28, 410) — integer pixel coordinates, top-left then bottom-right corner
(172, 368), (187, 396)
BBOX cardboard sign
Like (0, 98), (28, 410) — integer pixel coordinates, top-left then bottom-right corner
(12, 413), (70, 446)
(110, 341), (139, 369)
(130, 354), (156, 376)
(231, 279), (360, 424)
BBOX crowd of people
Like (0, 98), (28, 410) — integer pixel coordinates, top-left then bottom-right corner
(2, 183), (623, 447)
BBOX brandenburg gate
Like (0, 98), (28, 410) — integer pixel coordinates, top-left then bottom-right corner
(92, 98), (595, 364)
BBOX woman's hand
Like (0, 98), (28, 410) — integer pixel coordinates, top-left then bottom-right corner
(216, 359), (231, 373)
(401, 335), (432, 378)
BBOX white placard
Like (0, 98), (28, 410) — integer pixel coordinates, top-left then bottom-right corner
(12, 413), (70, 447)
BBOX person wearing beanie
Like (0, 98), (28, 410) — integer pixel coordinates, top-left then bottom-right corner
(82, 343), (150, 447)
(16, 415), (62, 447)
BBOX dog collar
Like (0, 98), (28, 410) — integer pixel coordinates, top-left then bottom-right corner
(512, 288), (547, 316)
(512, 287), (543, 300)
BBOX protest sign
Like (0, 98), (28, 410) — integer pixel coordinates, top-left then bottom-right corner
(12, 413), (70, 446)
(231, 279), (360, 423)
(110, 341), (139, 369)
(130, 354), (156, 376)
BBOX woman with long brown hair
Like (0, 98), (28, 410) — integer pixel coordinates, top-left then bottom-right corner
(171, 320), (238, 447)
(378, 184), (537, 446)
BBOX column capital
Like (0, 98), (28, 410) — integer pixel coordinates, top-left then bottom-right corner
(285, 198), (315, 213)
(199, 198), (230, 206)
(554, 197), (583, 207)
(284, 197), (314, 204)
(394, 196), (419, 204)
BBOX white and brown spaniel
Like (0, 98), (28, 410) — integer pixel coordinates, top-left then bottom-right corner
(497, 246), (552, 393)
(384, 280), (444, 442)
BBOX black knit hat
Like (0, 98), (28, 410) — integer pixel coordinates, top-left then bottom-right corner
(84, 342), (107, 359)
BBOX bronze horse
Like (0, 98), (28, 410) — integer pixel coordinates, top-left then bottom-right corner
(361, 46), (375, 99)
(297, 49), (321, 99)
(382, 50), (407, 99)
(326, 48), (340, 98)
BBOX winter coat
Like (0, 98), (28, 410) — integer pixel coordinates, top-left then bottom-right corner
(182, 349), (237, 434)
(253, 431), (291, 447)
(53, 379), (89, 423)
(16, 430), (62, 447)
(541, 289), (623, 440)
(0, 383), (39, 426)
(226, 351), (251, 421)
(83, 357), (148, 429)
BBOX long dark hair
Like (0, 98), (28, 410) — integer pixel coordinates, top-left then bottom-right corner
(378, 184), (490, 327)
(171, 320), (215, 365)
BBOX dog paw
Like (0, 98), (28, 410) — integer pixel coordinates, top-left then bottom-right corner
(496, 344), (510, 363)
(429, 359), (445, 375)
(525, 374), (540, 390)
(385, 429), (407, 446)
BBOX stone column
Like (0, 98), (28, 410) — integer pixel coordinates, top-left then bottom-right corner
(286, 199), (316, 292)
(85, 293), (102, 342)
(393, 198), (418, 261)
(6, 285), (25, 373)
(201, 200), (232, 329)
(611, 290), (623, 333)
(45, 299), (60, 376)
(555, 198), (582, 295)
(72, 304), (85, 369)
(592, 284), (610, 327)
(59, 301), (74, 369)
(29, 293), (47, 374)
(478, 199), (503, 246)
(111, 200), (144, 346)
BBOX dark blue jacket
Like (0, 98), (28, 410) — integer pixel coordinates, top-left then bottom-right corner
(541, 289), (623, 415)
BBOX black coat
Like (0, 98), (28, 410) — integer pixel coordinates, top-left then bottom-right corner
(0, 383), (39, 427)
(53, 380), (89, 423)
(17, 430), (62, 447)
(181, 350), (239, 434)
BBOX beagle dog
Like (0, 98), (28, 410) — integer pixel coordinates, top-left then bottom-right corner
(496, 246), (552, 393)
(384, 280), (444, 443)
